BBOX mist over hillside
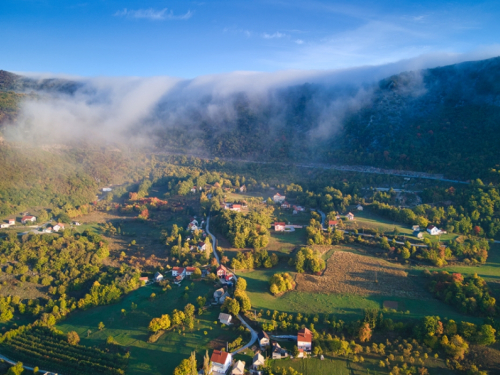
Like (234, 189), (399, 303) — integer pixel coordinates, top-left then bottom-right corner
(1, 55), (500, 180)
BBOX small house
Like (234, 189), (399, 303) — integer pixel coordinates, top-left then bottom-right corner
(239, 185), (246, 193)
(328, 220), (338, 229)
(216, 265), (228, 278)
(258, 331), (270, 348)
(52, 223), (65, 232)
(198, 242), (207, 252)
(172, 267), (186, 282)
(185, 267), (196, 276)
(21, 216), (36, 224)
(272, 342), (287, 359)
(8, 219), (15, 225)
(272, 193), (286, 203)
(190, 186), (197, 193)
(274, 222), (286, 232)
(346, 212), (355, 221)
(218, 313), (232, 325)
(292, 205), (305, 212)
(210, 350), (232, 375)
(154, 272), (163, 282)
(252, 353), (265, 369)
(427, 225), (441, 236)
(230, 204), (241, 212)
(139, 276), (149, 284)
(73, 221), (81, 226)
(43, 227), (53, 233)
(297, 328), (312, 356)
(231, 360), (245, 375)
(281, 201), (291, 209)
(357, 205), (364, 211)
(412, 225), (420, 232)
(0, 223), (10, 229)
(414, 231), (423, 239)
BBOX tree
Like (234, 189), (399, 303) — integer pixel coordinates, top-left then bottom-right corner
(33, 367), (39, 374)
(98, 321), (105, 331)
(67, 331), (80, 345)
(6, 362), (24, 375)
(359, 323), (372, 342)
(235, 277), (247, 291)
(203, 350), (211, 375)
(476, 324), (496, 346)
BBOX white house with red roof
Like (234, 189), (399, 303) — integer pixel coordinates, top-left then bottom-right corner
(216, 265), (228, 278)
(185, 267), (196, 276)
(8, 219), (15, 225)
(230, 204), (241, 212)
(427, 225), (443, 236)
(52, 223), (65, 232)
(172, 267), (186, 282)
(211, 350), (232, 375)
(274, 222), (286, 232)
(297, 328), (312, 356)
(346, 212), (355, 221)
(328, 220), (338, 229)
(21, 216), (36, 224)
(273, 193), (286, 203)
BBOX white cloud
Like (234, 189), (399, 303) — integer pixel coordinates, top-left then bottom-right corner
(295, 39), (304, 44)
(262, 32), (287, 39)
(114, 8), (192, 21)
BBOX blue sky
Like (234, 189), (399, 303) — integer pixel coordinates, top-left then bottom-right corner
(1, 0), (500, 78)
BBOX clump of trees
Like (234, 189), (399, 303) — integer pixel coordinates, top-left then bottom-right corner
(269, 273), (295, 295)
(426, 271), (496, 316)
(293, 248), (325, 274)
(231, 249), (279, 270)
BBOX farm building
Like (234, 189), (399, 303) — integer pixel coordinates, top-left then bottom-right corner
(414, 231), (423, 239)
(21, 216), (36, 224)
(258, 331), (270, 348)
(8, 219), (15, 225)
(0, 224), (9, 229)
(427, 225), (443, 235)
(412, 225), (420, 231)
(218, 313), (232, 325)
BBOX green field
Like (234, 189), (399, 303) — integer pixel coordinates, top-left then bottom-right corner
(351, 207), (459, 242)
(56, 281), (241, 375)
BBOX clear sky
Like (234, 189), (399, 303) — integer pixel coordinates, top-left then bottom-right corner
(1, 0), (499, 78)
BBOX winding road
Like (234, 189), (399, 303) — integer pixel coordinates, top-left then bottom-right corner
(206, 214), (258, 355)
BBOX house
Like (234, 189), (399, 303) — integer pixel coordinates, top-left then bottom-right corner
(239, 185), (246, 193)
(210, 350), (232, 375)
(274, 222), (286, 232)
(346, 212), (355, 221)
(154, 272), (163, 282)
(218, 313), (232, 325)
(412, 225), (420, 232)
(188, 219), (199, 231)
(252, 353), (265, 369)
(8, 219), (15, 225)
(414, 231), (423, 239)
(102, 187), (112, 192)
(198, 242), (207, 252)
(213, 288), (229, 304)
(357, 205), (364, 211)
(230, 204), (241, 212)
(427, 225), (441, 236)
(21, 216), (36, 224)
(292, 209), (298, 215)
(201, 269), (209, 278)
(231, 360), (245, 375)
(139, 276), (149, 284)
(0, 223), (9, 229)
(43, 227), (53, 233)
(172, 267), (186, 282)
(281, 201), (291, 209)
(217, 265), (228, 278)
(272, 342), (288, 359)
(328, 220), (338, 229)
(185, 267), (196, 276)
(190, 186), (197, 193)
(297, 328), (312, 356)
(52, 223), (65, 232)
(73, 221), (81, 226)
(272, 193), (286, 203)
(222, 274), (234, 284)
(292, 205), (305, 212)
(258, 331), (270, 348)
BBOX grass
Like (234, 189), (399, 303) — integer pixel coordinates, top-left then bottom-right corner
(351, 207), (459, 243)
(56, 280), (241, 375)
(267, 230), (306, 254)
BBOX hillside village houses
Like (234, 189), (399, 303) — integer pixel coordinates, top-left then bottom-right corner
(8, 219), (15, 225)
(210, 350), (232, 375)
(281, 201), (291, 209)
(272, 193), (286, 203)
(272, 342), (288, 359)
(252, 353), (265, 371)
(0, 223), (9, 229)
(154, 272), (163, 282)
(52, 223), (65, 232)
(328, 220), (338, 229)
(172, 267), (186, 283)
(216, 265), (235, 283)
(292, 205), (305, 212)
(346, 212), (355, 221)
(213, 288), (230, 304)
(21, 215), (36, 224)
(258, 331), (270, 348)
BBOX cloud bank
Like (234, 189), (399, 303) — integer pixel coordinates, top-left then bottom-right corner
(114, 8), (193, 21)
(5, 49), (500, 151)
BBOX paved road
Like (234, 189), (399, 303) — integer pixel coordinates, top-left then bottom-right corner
(206, 214), (258, 355)
(0, 354), (58, 374)
(231, 315), (258, 355)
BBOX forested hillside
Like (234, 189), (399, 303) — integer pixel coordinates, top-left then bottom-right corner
(1, 57), (500, 180)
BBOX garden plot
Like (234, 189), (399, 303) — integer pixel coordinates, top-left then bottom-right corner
(295, 251), (429, 299)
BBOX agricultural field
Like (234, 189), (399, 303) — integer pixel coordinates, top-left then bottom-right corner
(56, 280), (242, 375)
(242, 244), (483, 323)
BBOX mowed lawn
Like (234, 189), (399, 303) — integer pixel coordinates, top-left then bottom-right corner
(57, 281), (241, 375)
